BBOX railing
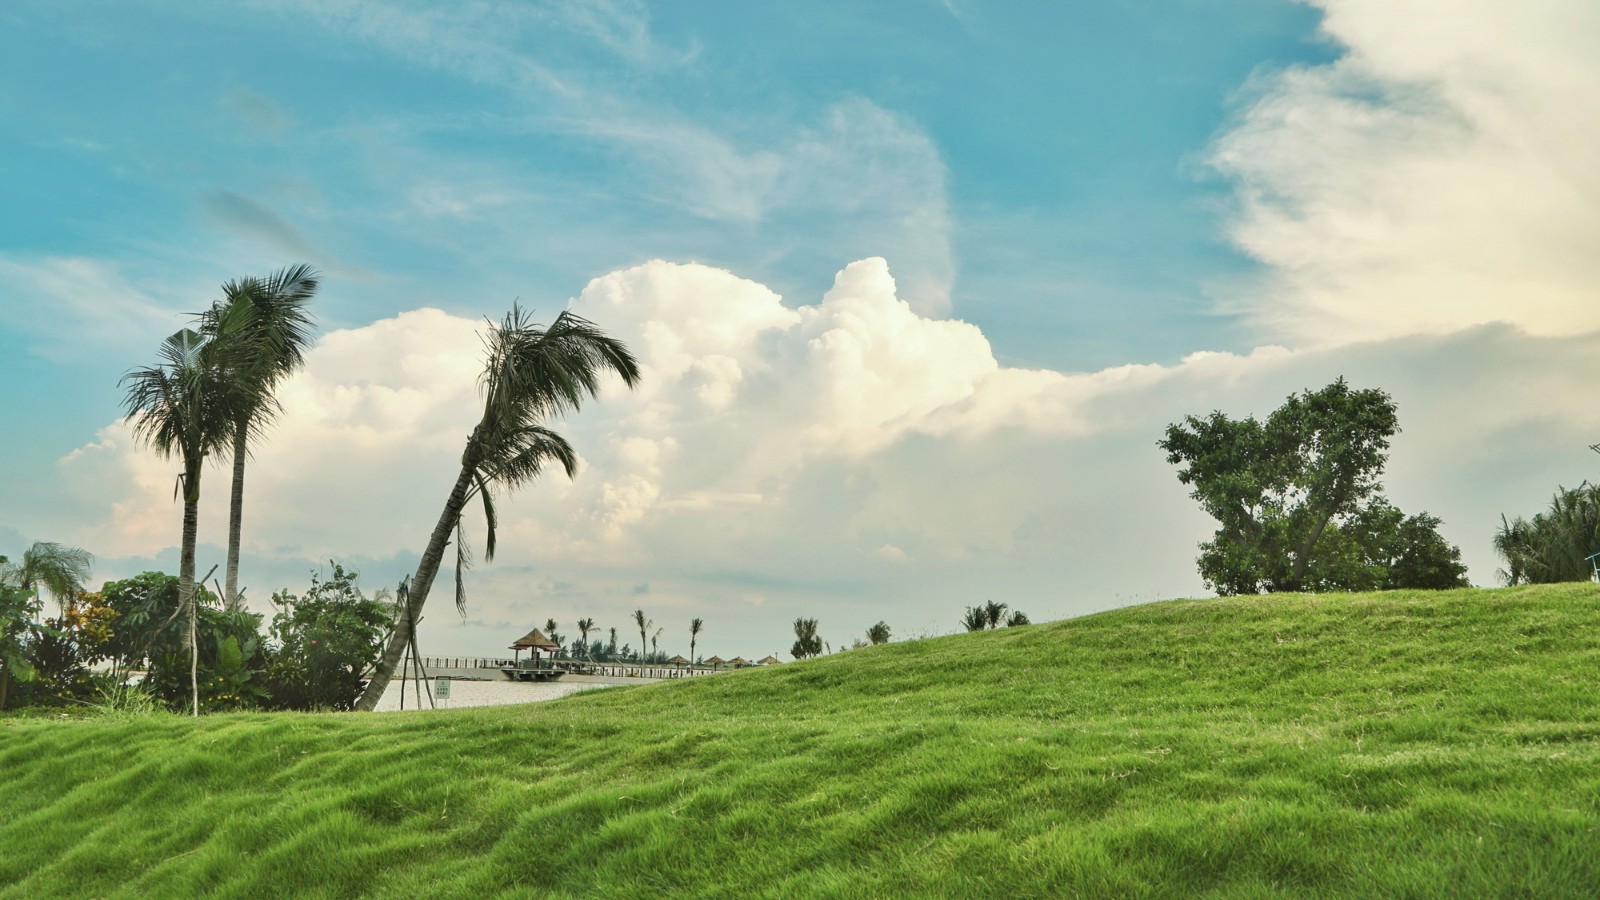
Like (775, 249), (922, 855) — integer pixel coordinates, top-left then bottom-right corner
(419, 656), (725, 679)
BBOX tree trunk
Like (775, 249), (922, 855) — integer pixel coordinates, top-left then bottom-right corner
(353, 463), (477, 711)
(224, 423), (248, 612)
(1288, 514), (1334, 592)
(181, 459), (202, 717)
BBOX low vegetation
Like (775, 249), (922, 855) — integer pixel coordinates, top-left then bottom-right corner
(5, 584), (1599, 896)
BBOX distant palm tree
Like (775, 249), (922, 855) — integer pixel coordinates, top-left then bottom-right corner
(633, 609), (652, 664)
(544, 618), (566, 654)
(982, 600), (1009, 630)
(866, 621), (890, 645)
(0, 541), (93, 616)
(961, 606), (987, 632)
(123, 328), (242, 716)
(200, 265), (319, 611)
(650, 626), (664, 662)
(576, 617), (597, 660)
(355, 306), (638, 710)
(688, 617), (703, 664)
(606, 627), (619, 660)
(1004, 610), (1030, 627)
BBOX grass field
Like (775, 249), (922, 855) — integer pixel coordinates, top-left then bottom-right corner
(4, 584), (1600, 897)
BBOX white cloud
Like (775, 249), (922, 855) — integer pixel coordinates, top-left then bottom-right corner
(1211, 0), (1600, 344)
(0, 256), (188, 358)
(58, 256), (1600, 660)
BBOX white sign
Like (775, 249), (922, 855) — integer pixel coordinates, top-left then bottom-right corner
(434, 676), (452, 700)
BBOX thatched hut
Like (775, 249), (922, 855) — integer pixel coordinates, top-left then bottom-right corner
(509, 627), (560, 667)
(757, 655), (782, 666)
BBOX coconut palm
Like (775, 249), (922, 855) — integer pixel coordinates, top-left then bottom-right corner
(650, 626), (664, 662)
(199, 265), (319, 610)
(122, 328), (241, 716)
(632, 609), (652, 665)
(688, 617), (703, 664)
(576, 617), (598, 660)
(355, 306), (639, 710)
(0, 541), (93, 616)
(982, 600), (1009, 630)
(1495, 483), (1600, 584)
(866, 620), (890, 645)
(960, 605), (987, 632)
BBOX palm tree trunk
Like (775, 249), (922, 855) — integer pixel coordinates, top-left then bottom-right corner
(354, 464), (477, 711)
(181, 460), (202, 717)
(224, 423), (248, 611)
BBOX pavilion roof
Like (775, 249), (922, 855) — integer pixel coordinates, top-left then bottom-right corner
(757, 655), (782, 665)
(509, 627), (560, 651)
(667, 654), (691, 665)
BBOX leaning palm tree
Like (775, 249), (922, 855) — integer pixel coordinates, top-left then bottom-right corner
(0, 541), (93, 616)
(576, 617), (597, 660)
(355, 306), (639, 710)
(688, 616), (703, 664)
(200, 265), (319, 610)
(122, 328), (240, 716)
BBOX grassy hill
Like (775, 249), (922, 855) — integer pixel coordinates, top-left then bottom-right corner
(4, 585), (1600, 897)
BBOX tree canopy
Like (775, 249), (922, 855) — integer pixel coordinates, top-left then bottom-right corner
(1494, 483), (1600, 585)
(1160, 379), (1467, 595)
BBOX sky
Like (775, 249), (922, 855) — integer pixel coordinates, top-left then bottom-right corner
(2, 0), (1598, 661)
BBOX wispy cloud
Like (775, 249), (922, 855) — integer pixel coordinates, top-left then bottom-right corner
(202, 189), (326, 261)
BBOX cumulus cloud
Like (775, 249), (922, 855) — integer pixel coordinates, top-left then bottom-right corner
(1211, 0), (1600, 344)
(59, 253), (1600, 658)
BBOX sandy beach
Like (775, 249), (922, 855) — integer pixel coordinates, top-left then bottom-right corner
(373, 677), (615, 712)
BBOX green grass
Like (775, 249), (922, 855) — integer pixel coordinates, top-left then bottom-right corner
(5, 585), (1600, 897)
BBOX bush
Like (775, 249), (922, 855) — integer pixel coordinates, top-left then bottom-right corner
(263, 563), (393, 711)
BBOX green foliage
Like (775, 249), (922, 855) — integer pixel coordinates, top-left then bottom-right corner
(264, 564), (392, 711)
(0, 582), (40, 710)
(99, 572), (190, 670)
(1495, 483), (1600, 585)
(791, 617), (822, 659)
(1160, 379), (1465, 594)
(4, 585), (1600, 896)
(866, 621), (891, 645)
(140, 608), (268, 713)
(1004, 610), (1030, 627)
(960, 605), (988, 632)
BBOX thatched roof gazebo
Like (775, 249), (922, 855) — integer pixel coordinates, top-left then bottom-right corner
(729, 656), (750, 668)
(667, 654), (691, 666)
(757, 655), (782, 666)
(509, 627), (560, 666)
(705, 655), (726, 670)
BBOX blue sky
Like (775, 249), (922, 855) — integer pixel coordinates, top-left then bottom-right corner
(3, 1), (1597, 659)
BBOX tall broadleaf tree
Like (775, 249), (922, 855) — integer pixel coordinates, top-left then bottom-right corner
(122, 328), (241, 715)
(355, 306), (639, 711)
(200, 265), (319, 610)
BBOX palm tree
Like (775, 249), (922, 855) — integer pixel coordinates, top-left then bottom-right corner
(649, 626), (664, 662)
(961, 606), (987, 632)
(576, 617), (597, 660)
(123, 328), (241, 716)
(355, 306), (639, 710)
(200, 265), (319, 611)
(982, 600), (1009, 630)
(0, 541), (93, 616)
(688, 617), (703, 664)
(632, 609), (652, 665)
(866, 620), (890, 645)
